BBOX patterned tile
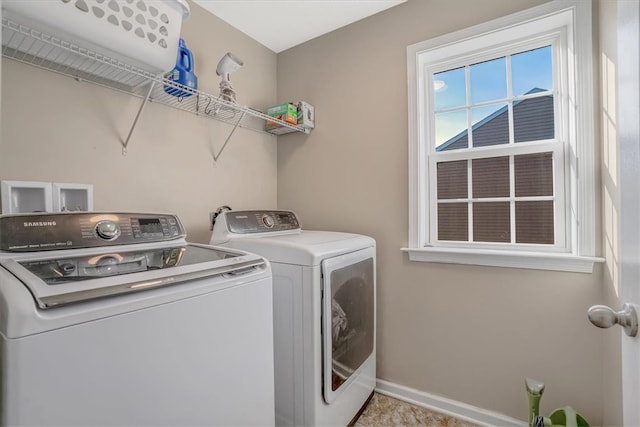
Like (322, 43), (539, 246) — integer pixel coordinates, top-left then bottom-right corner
(354, 393), (478, 427)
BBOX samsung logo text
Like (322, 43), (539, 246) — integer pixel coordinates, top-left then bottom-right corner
(23, 221), (57, 227)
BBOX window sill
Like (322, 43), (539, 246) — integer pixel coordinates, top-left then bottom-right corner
(401, 247), (604, 273)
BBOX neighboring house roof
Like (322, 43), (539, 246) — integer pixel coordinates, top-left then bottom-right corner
(437, 88), (554, 151)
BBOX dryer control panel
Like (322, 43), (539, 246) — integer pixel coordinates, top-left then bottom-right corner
(225, 210), (300, 234)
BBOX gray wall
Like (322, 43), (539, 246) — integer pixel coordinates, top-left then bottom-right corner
(277, 0), (607, 423)
(1, 1), (278, 243)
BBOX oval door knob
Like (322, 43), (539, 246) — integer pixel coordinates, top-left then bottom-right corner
(588, 303), (638, 337)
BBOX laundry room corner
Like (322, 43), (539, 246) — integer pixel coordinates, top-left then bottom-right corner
(276, 0), (605, 424)
(0, 0), (279, 244)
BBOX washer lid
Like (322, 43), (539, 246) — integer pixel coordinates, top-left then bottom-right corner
(0, 243), (265, 309)
(223, 230), (375, 265)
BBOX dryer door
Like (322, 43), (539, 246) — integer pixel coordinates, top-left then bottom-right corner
(321, 246), (375, 404)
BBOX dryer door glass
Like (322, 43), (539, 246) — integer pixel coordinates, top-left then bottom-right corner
(322, 247), (375, 404)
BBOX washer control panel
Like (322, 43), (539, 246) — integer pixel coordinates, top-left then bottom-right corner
(0, 212), (185, 252)
(226, 210), (300, 234)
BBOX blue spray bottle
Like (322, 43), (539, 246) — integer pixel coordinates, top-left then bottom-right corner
(164, 38), (197, 97)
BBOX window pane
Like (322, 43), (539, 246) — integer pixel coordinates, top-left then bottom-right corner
(472, 157), (510, 198)
(515, 201), (554, 244)
(438, 203), (468, 241)
(470, 57), (507, 104)
(437, 161), (467, 199)
(515, 153), (553, 197)
(512, 46), (553, 96)
(433, 67), (466, 110)
(473, 202), (510, 242)
(513, 95), (555, 142)
(471, 103), (509, 147)
(435, 110), (467, 150)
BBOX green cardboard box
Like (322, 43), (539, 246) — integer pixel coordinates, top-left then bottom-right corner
(266, 102), (298, 134)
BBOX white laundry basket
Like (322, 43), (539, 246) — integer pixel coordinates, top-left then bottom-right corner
(2, 0), (190, 75)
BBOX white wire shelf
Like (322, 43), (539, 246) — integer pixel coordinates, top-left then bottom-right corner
(1, 16), (310, 159)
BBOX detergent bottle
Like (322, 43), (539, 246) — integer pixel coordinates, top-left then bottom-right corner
(164, 38), (197, 97)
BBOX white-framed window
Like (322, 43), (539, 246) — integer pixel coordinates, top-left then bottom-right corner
(403, 0), (603, 273)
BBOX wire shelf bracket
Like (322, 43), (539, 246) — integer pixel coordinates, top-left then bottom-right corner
(122, 80), (156, 155)
(1, 16), (311, 162)
(212, 111), (246, 163)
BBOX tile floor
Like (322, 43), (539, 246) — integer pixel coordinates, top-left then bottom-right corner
(354, 393), (478, 427)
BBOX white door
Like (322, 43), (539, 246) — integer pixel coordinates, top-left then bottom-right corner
(618, 1), (640, 424)
(589, 2), (640, 424)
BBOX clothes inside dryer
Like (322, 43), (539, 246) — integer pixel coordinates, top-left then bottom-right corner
(324, 254), (375, 395)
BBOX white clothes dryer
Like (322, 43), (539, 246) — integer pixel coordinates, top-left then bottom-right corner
(211, 209), (376, 427)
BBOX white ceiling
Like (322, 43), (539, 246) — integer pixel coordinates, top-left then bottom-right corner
(192, 0), (407, 53)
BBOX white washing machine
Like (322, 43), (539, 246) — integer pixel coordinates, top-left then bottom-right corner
(0, 212), (275, 426)
(211, 209), (376, 427)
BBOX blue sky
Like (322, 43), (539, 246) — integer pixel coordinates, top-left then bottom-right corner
(433, 46), (553, 148)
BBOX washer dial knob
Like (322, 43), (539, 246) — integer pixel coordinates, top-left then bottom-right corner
(261, 215), (275, 228)
(95, 220), (121, 240)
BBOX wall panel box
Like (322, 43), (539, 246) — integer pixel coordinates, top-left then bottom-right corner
(53, 183), (94, 212)
(1, 180), (53, 214)
(297, 101), (315, 129)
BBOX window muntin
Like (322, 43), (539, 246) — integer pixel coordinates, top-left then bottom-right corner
(435, 152), (556, 245)
(432, 44), (556, 152)
(427, 40), (565, 250)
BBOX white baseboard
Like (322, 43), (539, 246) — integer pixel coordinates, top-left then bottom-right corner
(375, 379), (527, 427)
